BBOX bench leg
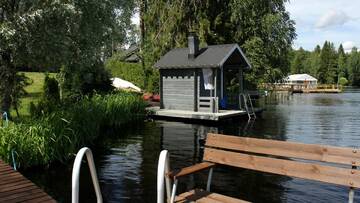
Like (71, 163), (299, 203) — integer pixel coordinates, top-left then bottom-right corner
(206, 168), (214, 191)
(349, 188), (355, 203)
(349, 165), (357, 203)
(170, 179), (179, 203)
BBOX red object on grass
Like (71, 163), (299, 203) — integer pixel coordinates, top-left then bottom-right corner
(143, 93), (153, 101)
(152, 94), (160, 102)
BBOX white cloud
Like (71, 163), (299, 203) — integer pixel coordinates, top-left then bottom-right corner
(315, 10), (350, 29)
(286, 1), (360, 50)
(342, 41), (357, 52)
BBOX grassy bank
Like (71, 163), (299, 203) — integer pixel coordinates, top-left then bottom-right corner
(12, 72), (56, 117)
(0, 92), (146, 168)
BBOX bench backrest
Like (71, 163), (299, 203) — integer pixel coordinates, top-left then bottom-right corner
(203, 133), (360, 188)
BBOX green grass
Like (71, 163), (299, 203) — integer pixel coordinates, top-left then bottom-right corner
(13, 72), (56, 117)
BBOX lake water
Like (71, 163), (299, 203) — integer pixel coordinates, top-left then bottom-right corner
(25, 88), (360, 203)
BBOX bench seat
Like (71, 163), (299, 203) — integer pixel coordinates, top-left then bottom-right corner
(157, 133), (360, 203)
(175, 189), (250, 203)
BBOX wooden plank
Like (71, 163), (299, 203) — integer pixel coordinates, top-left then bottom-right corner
(194, 70), (198, 112)
(0, 182), (35, 193)
(0, 161), (56, 202)
(0, 185), (38, 198)
(175, 189), (250, 203)
(26, 195), (57, 203)
(163, 94), (194, 98)
(167, 162), (216, 180)
(0, 176), (25, 186)
(204, 148), (360, 188)
(0, 179), (32, 189)
(7, 191), (48, 203)
(206, 133), (360, 166)
(0, 188), (43, 201)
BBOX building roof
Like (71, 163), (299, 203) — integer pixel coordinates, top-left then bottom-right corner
(154, 44), (251, 69)
(285, 74), (317, 81)
(120, 45), (140, 63)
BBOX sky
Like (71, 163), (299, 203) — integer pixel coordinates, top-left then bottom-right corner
(286, 0), (360, 52)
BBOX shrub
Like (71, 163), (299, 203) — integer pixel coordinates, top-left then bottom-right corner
(30, 74), (61, 117)
(0, 92), (146, 168)
(43, 74), (60, 102)
(105, 59), (145, 89)
(59, 61), (112, 98)
(339, 77), (348, 86)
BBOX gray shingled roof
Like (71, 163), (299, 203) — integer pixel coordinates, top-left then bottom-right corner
(154, 43), (251, 69)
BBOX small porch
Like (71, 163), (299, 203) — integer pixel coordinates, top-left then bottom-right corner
(196, 58), (247, 113)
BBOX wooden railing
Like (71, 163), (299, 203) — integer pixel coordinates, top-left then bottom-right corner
(198, 97), (218, 113)
(260, 83), (342, 92)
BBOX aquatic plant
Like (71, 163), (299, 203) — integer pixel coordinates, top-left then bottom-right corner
(0, 92), (146, 168)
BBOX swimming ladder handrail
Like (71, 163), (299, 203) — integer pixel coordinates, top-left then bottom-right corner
(2, 111), (8, 127)
(72, 147), (103, 203)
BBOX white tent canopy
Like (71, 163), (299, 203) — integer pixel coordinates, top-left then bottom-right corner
(284, 74), (317, 84)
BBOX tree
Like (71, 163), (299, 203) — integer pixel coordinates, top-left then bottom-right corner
(290, 47), (307, 74)
(347, 48), (360, 86)
(337, 44), (347, 79)
(0, 0), (132, 115)
(0, 1), (78, 115)
(308, 45), (322, 76)
(317, 41), (338, 84)
(142, 0), (296, 90)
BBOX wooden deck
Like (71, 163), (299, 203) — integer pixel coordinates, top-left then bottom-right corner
(0, 160), (56, 203)
(147, 106), (264, 121)
(262, 83), (342, 94)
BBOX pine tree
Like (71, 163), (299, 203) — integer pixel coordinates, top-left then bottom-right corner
(318, 41), (338, 84)
(308, 45), (321, 76)
(290, 47), (307, 74)
(348, 48), (360, 86)
(337, 44), (347, 79)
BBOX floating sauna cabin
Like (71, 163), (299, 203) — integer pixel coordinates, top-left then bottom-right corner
(154, 33), (252, 113)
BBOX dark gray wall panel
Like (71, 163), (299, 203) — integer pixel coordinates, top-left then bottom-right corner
(161, 69), (195, 110)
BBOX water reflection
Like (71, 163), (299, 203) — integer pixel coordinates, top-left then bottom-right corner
(24, 88), (360, 202)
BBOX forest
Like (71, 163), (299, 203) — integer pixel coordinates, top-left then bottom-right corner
(290, 42), (360, 86)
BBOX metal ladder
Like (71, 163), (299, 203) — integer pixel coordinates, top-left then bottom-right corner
(241, 93), (256, 120)
(72, 147), (103, 203)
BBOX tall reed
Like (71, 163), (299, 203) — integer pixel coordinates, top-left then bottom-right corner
(0, 92), (146, 168)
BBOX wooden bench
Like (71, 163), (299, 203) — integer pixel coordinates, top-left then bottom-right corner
(157, 133), (360, 203)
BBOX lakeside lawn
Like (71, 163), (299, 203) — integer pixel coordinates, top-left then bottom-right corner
(14, 67), (129, 117)
(14, 72), (56, 117)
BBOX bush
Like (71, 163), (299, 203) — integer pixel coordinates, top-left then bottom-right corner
(0, 92), (146, 168)
(339, 77), (348, 86)
(43, 74), (60, 102)
(59, 61), (112, 98)
(105, 59), (145, 89)
(30, 74), (61, 117)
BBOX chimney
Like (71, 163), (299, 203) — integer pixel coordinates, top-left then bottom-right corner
(188, 32), (199, 59)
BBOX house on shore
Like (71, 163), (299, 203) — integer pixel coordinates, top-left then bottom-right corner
(284, 74), (318, 88)
(154, 33), (252, 113)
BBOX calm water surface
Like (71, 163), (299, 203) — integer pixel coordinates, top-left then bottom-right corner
(25, 88), (360, 203)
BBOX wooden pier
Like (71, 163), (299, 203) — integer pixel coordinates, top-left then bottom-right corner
(262, 83), (342, 93)
(148, 106), (264, 121)
(0, 160), (56, 203)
